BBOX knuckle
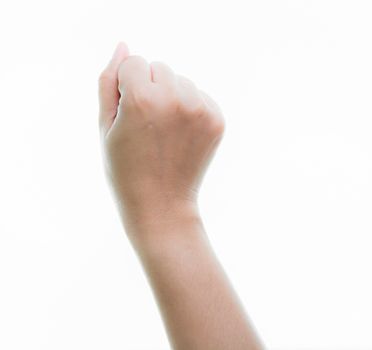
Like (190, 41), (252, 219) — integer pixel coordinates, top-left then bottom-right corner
(150, 60), (174, 78)
(180, 99), (206, 119)
(191, 101), (207, 117)
(131, 87), (153, 108)
(118, 55), (143, 77)
(127, 54), (145, 62)
(207, 115), (226, 137)
(117, 60), (126, 75)
(150, 60), (166, 69)
(152, 88), (180, 113)
(120, 55), (145, 69)
(117, 61), (128, 80)
(165, 93), (181, 112)
(178, 75), (195, 88)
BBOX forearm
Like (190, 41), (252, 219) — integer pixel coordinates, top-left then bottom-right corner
(98, 43), (264, 349)
(121, 203), (264, 350)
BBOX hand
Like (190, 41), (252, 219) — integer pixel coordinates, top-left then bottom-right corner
(98, 43), (225, 240)
(98, 44), (264, 350)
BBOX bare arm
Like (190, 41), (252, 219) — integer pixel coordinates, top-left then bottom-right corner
(98, 42), (264, 350)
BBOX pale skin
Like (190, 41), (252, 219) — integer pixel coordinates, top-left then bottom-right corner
(98, 42), (265, 350)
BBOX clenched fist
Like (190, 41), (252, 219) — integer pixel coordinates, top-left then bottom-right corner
(97, 43), (264, 350)
(98, 43), (225, 240)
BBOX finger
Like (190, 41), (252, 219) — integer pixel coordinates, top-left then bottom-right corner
(98, 42), (130, 132)
(199, 90), (223, 115)
(176, 75), (202, 107)
(118, 55), (152, 95)
(199, 90), (225, 132)
(150, 61), (176, 86)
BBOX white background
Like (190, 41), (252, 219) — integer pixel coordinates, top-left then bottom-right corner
(1, 0), (371, 349)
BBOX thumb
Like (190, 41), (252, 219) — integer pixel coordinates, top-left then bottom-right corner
(98, 42), (130, 134)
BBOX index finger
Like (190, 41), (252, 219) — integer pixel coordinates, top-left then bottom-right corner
(118, 55), (152, 95)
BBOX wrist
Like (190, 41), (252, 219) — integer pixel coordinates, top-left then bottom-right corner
(134, 213), (209, 269)
(117, 197), (204, 253)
